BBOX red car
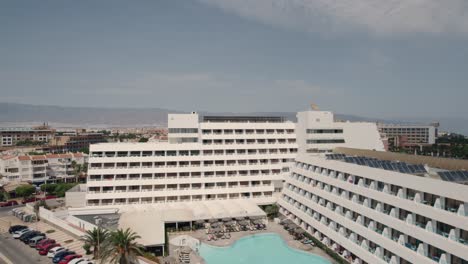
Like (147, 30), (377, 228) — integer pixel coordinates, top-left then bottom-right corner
(36, 239), (56, 250)
(58, 254), (82, 264)
(43, 195), (58, 200)
(38, 243), (60, 255)
(0, 200), (18, 207)
(21, 197), (39, 204)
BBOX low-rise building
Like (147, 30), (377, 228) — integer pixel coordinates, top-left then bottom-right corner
(0, 153), (87, 184)
(377, 123), (439, 147)
(0, 125), (55, 147)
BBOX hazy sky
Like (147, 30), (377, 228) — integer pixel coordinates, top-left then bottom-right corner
(1, 0), (467, 119)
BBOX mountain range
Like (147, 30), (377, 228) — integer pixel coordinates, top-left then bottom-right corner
(0, 103), (466, 134)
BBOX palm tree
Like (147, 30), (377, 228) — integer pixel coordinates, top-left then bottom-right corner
(102, 228), (144, 264)
(71, 161), (88, 183)
(81, 227), (109, 260)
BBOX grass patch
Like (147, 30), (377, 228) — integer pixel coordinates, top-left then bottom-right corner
(64, 239), (74, 244)
(45, 229), (55, 234)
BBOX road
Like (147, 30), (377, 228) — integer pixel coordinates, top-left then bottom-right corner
(0, 232), (50, 264)
(0, 205), (49, 264)
(0, 205), (23, 217)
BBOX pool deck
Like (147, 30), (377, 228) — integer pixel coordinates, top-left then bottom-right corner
(167, 221), (338, 264)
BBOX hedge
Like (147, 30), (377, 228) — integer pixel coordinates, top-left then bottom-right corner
(303, 232), (350, 264)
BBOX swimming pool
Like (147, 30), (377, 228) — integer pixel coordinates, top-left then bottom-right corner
(198, 233), (331, 264)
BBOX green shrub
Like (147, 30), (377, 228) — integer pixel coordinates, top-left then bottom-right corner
(303, 233), (349, 264)
(46, 229), (55, 234)
(83, 243), (92, 255)
(40, 183), (78, 197)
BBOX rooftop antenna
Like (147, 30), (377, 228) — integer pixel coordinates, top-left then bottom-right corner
(310, 103), (319, 111)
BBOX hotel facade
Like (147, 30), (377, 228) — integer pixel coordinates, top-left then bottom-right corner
(68, 109), (468, 263)
(279, 152), (468, 264)
(81, 110), (383, 208)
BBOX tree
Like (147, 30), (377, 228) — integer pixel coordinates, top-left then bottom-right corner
(264, 204), (279, 219)
(71, 162), (88, 183)
(79, 147), (90, 154)
(81, 227), (110, 260)
(15, 185), (35, 199)
(102, 228), (144, 264)
(33, 200), (49, 220)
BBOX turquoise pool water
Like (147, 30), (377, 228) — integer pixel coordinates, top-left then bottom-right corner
(198, 233), (331, 264)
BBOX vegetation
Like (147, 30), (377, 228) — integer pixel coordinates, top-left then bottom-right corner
(28, 151), (45, 155)
(33, 200), (50, 220)
(82, 227), (145, 264)
(98, 130), (112, 136)
(71, 160), (88, 182)
(81, 227), (110, 260)
(46, 229), (56, 234)
(83, 243), (92, 255)
(0, 191), (9, 202)
(40, 183), (78, 197)
(142, 252), (160, 263)
(15, 185), (36, 198)
(302, 233), (350, 264)
(264, 204), (279, 219)
(101, 228), (145, 264)
(138, 137), (149, 143)
(79, 147), (90, 154)
(391, 133), (468, 159)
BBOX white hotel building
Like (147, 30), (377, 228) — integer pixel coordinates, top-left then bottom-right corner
(83, 113), (298, 207)
(70, 109), (468, 263)
(279, 151), (468, 264)
(82, 110), (383, 208)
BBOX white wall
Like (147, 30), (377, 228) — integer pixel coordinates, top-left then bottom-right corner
(296, 110), (384, 154)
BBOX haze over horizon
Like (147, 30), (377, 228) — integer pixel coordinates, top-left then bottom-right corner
(1, 0), (467, 120)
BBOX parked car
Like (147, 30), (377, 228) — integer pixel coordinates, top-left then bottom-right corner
(35, 238), (56, 250)
(8, 225), (28, 234)
(47, 246), (66, 258)
(20, 231), (44, 243)
(39, 243), (61, 255)
(43, 195), (58, 200)
(12, 228), (32, 239)
(21, 197), (39, 204)
(28, 235), (46, 247)
(53, 251), (76, 263)
(57, 253), (81, 264)
(0, 200), (18, 207)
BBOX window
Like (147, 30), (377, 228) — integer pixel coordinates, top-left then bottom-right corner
(306, 129), (343, 134)
(306, 139), (345, 144)
(168, 128), (198, 133)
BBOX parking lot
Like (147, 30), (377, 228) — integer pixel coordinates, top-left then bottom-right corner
(0, 207), (90, 263)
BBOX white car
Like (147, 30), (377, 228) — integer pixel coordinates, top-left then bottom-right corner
(12, 228), (31, 239)
(47, 246), (65, 258)
(69, 258), (94, 264)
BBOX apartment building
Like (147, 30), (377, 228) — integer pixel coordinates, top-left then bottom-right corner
(0, 153), (87, 183)
(377, 123), (438, 146)
(84, 113), (298, 207)
(279, 150), (468, 264)
(44, 132), (107, 153)
(0, 126), (55, 147)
